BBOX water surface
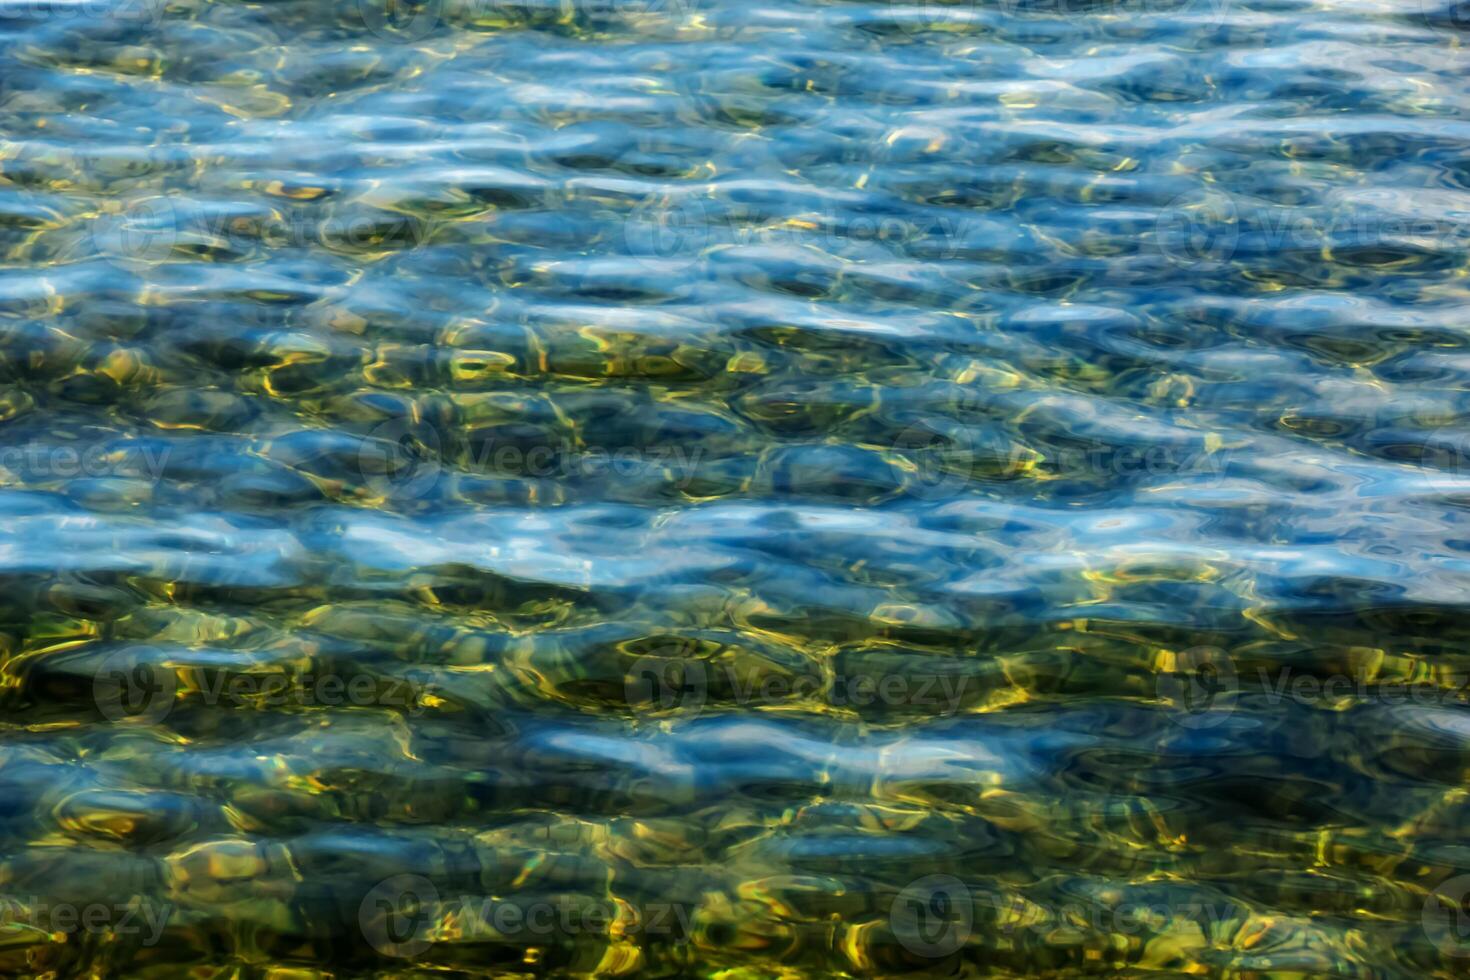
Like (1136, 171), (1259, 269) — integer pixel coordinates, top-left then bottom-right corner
(2, 0), (1470, 976)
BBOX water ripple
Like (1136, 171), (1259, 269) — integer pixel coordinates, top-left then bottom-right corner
(1, 0), (1469, 976)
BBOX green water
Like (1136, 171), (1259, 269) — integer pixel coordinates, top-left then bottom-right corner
(1, 0), (1470, 976)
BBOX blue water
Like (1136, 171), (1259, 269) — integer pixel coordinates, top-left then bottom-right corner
(1, 0), (1469, 976)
